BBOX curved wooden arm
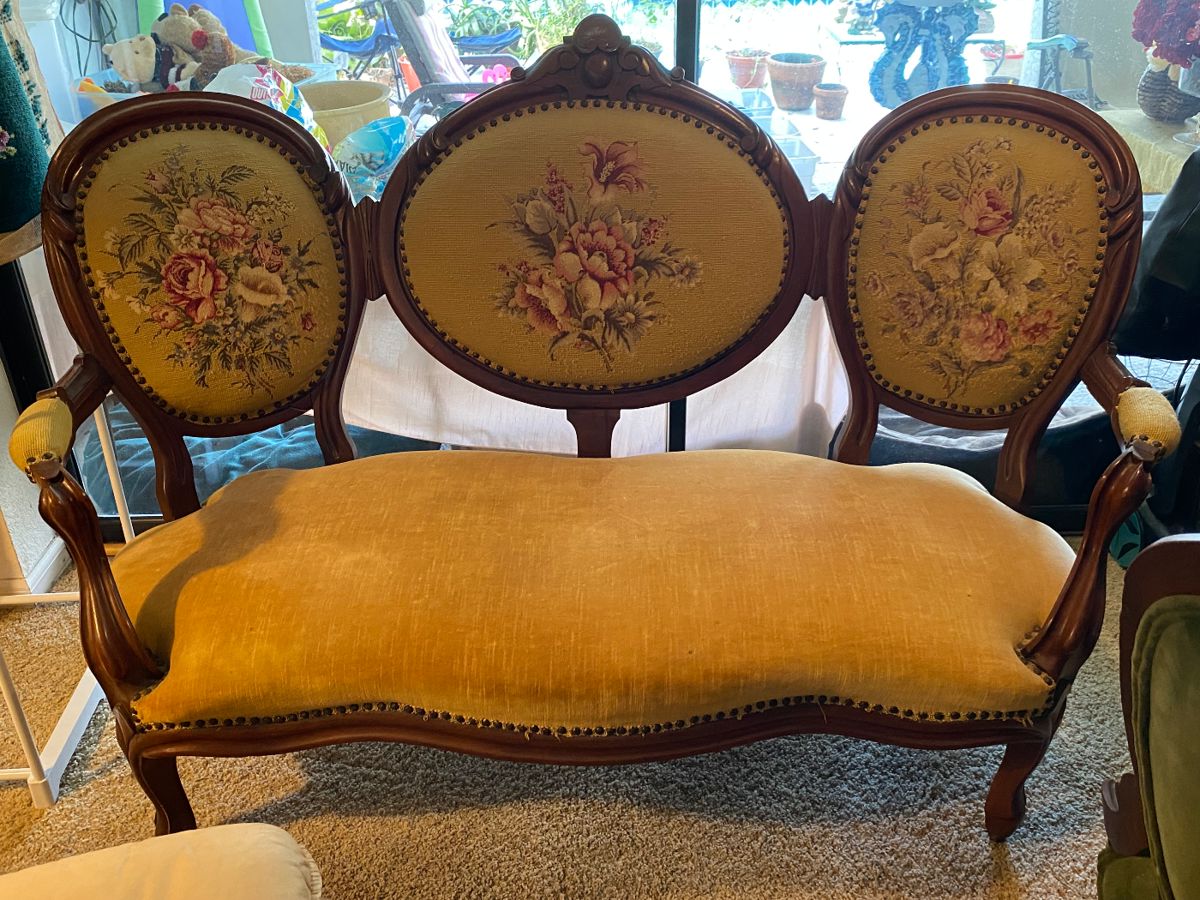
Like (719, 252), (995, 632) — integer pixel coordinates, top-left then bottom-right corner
(7, 354), (111, 475)
(40, 353), (112, 432)
(1082, 344), (1146, 410)
(10, 353), (160, 696)
(1022, 442), (1157, 678)
(31, 459), (162, 696)
(1084, 347), (1182, 456)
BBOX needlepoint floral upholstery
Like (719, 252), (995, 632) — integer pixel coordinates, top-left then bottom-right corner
(399, 105), (789, 389)
(850, 119), (1108, 413)
(113, 450), (1074, 733)
(77, 130), (346, 421)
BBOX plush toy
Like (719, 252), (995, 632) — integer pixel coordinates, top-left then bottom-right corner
(102, 33), (198, 92)
(150, 5), (209, 71)
(154, 3), (257, 66)
(192, 31), (240, 90)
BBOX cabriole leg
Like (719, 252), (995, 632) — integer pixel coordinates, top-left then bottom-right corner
(130, 753), (196, 835)
(984, 738), (1050, 841)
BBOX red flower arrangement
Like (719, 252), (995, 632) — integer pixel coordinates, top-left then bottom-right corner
(1133, 0), (1200, 67)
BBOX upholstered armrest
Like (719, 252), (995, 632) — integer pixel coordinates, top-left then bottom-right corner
(1083, 346), (1182, 459)
(7, 353), (111, 479)
(1116, 387), (1182, 457)
(8, 396), (74, 474)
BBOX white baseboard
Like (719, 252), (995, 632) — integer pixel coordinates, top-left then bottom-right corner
(25, 538), (71, 595)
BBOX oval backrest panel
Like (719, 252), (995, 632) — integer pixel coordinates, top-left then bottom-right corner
(398, 102), (790, 391)
(74, 120), (349, 422)
(850, 114), (1108, 414)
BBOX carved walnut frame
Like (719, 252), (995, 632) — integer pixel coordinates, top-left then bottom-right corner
(24, 18), (1162, 844)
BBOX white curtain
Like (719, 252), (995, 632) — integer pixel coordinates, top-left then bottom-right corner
(343, 296), (849, 457)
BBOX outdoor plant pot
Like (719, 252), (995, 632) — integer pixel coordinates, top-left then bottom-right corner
(726, 50), (769, 89)
(813, 82), (849, 120)
(768, 53), (826, 110)
(299, 80), (391, 150)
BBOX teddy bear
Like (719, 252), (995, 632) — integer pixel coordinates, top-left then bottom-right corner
(150, 4), (209, 72)
(187, 3), (257, 62)
(102, 33), (198, 92)
(191, 30), (241, 90)
(153, 4), (259, 69)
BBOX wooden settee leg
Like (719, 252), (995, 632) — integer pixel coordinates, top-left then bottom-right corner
(131, 754), (197, 836)
(984, 738), (1050, 842)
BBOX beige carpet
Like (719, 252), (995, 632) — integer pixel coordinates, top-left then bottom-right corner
(0, 558), (1125, 898)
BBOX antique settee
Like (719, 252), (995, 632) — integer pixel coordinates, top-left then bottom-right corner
(7, 16), (1182, 842)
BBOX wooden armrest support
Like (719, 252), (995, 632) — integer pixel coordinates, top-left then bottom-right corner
(1083, 347), (1182, 457)
(1022, 444), (1156, 678)
(7, 354), (111, 476)
(29, 460), (162, 694)
(13, 353), (160, 694)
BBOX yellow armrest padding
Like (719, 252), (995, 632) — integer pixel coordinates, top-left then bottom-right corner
(1117, 386), (1182, 456)
(8, 397), (74, 475)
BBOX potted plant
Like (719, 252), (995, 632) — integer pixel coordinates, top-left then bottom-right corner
(725, 48), (770, 89)
(767, 53), (827, 110)
(1132, 0), (1200, 121)
(813, 82), (849, 119)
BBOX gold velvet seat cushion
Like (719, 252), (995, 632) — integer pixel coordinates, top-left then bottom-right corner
(113, 451), (1074, 733)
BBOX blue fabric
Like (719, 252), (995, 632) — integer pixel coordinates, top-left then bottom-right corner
(319, 27), (402, 57)
(450, 27), (521, 53)
(80, 406), (440, 516)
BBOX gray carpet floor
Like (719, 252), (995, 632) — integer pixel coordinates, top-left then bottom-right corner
(0, 557), (1125, 898)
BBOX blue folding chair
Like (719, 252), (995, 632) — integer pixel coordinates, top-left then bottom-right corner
(317, 0), (405, 96)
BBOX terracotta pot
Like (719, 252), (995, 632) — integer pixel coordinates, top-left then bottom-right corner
(813, 82), (849, 120)
(767, 53), (826, 111)
(1137, 65), (1200, 123)
(726, 52), (769, 89)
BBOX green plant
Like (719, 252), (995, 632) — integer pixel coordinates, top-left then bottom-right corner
(507, 0), (597, 57)
(445, 0), (513, 38)
(317, 7), (376, 41)
(317, 5), (379, 64)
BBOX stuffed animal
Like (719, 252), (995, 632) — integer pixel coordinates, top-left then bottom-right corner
(151, 5), (212, 70)
(102, 33), (197, 92)
(191, 31), (240, 90)
(154, 3), (257, 66)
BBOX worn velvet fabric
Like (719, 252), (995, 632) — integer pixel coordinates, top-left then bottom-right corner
(1117, 385), (1184, 455)
(1096, 847), (1159, 900)
(7, 396), (72, 473)
(112, 450), (1074, 732)
(1132, 594), (1200, 900)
